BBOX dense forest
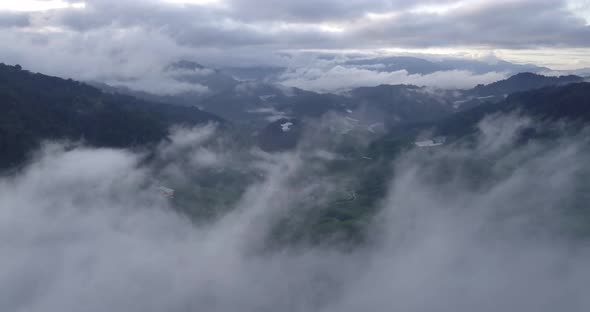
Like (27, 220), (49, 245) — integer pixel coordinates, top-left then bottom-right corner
(0, 63), (221, 169)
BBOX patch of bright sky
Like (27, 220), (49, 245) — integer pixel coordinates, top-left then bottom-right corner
(365, 12), (399, 21)
(160, 0), (224, 6)
(494, 48), (590, 70)
(384, 47), (590, 70)
(409, 1), (467, 14)
(379, 47), (590, 70)
(568, 0), (590, 25)
(296, 47), (590, 70)
(0, 1), (85, 12)
(271, 22), (346, 33)
(318, 24), (346, 33)
(24, 26), (67, 33)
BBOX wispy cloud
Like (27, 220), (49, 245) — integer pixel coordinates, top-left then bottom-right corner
(2, 116), (590, 311)
(280, 66), (507, 92)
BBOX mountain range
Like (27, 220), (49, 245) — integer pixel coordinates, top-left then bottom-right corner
(1, 61), (589, 246)
(1, 61), (588, 166)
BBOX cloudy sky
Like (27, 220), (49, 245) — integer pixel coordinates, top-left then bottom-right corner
(0, 0), (589, 86)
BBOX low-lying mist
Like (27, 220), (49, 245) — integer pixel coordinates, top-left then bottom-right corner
(1, 115), (590, 312)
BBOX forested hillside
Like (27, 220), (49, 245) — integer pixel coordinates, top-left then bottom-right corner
(0, 63), (221, 168)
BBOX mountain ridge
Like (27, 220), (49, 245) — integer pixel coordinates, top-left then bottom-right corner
(0, 63), (223, 169)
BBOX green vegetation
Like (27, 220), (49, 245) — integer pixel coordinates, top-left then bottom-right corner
(0, 63), (221, 169)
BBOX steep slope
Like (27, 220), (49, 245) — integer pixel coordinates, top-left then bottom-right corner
(450, 72), (584, 111)
(436, 82), (590, 138)
(0, 63), (222, 169)
(468, 72), (583, 97)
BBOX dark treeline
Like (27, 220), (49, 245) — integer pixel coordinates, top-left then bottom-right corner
(0, 63), (222, 169)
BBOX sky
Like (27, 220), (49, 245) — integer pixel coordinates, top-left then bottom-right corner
(2, 3), (590, 310)
(0, 0), (588, 92)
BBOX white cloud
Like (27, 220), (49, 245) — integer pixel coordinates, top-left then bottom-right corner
(0, 26), (213, 95)
(160, 0), (223, 6)
(1, 115), (590, 311)
(157, 125), (225, 170)
(280, 65), (507, 92)
(106, 75), (209, 95)
(0, 1), (86, 12)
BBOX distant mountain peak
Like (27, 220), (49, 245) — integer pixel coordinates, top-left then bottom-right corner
(470, 72), (584, 97)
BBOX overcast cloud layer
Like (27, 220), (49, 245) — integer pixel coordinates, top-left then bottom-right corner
(0, 0), (588, 90)
(2, 0), (588, 50)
